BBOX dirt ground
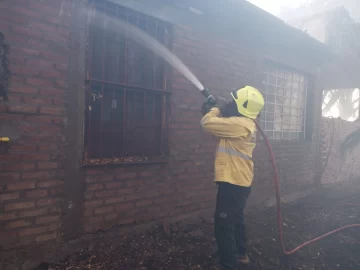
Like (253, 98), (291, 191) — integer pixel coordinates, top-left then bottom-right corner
(47, 181), (360, 270)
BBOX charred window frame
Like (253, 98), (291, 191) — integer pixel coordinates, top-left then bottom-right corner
(260, 62), (308, 140)
(84, 1), (172, 166)
(0, 33), (9, 102)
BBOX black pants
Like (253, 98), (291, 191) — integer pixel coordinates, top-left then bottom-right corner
(214, 182), (251, 270)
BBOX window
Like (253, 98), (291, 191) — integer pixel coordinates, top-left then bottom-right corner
(261, 63), (308, 140)
(84, 1), (172, 165)
(322, 88), (359, 121)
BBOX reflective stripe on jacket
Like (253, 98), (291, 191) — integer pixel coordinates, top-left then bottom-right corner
(201, 107), (256, 187)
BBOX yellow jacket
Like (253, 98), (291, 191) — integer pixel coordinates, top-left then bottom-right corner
(201, 108), (257, 187)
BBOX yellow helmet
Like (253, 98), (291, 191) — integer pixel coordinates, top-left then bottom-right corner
(230, 86), (264, 119)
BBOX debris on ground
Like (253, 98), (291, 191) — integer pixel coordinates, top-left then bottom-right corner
(47, 182), (360, 270)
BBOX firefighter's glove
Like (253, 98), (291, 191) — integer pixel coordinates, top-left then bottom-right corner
(215, 96), (228, 110)
(201, 96), (228, 115)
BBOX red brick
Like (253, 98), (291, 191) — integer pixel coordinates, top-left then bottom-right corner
(105, 213), (118, 221)
(118, 217), (135, 225)
(37, 180), (63, 188)
(39, 88), (64, 98)
(49, 187), (63, 196)
(13, 6), (43, 20)
(26, 189), (48, 198)
(6, 220), (32, 229)
(136, 200), (153, 207)
(94, 205), (114, 215)
(11, 83), (38, 94)
(19, 224), (57, 237)
(8, 104), (38, 114)
(41, 68), (61, 78)
(26, 38), (49, 50)
(117, 172), (137, 180)
(11, 64), (39, 76)
(105, 182), (123, 189)
(21, 48), (41, 57)
(84, 200), (103, 208)
(30, 22), (57, 34)
(20, 207), (49, 218)
(125, 179), (139, 187)
(1, 173), (21, 181)
(23, 97), (53, 105)
(0, 231), (19, 246)
(12, 25), (43, 39)
(105, 197), (125, 205)
(0, 192), (20, 201)
(140, 171), (153, 177)
(55, 80), (67, 88)
(125, 193), (143, 202)
(115, 203), (134, 211)
(55, 63), (68, 72)
(52, 98), (65, 106)
(143, 190), (161, 199)
(38, 143), (58, 151)
(37, 198), (60, 207)
(117, 188), (136, 195)
(11, 143), (37, 152)
(23, 172), (50, 179)
(5, 202), (35, 211)
(153, 195), (176, 205)
(27, 59), (53, 69)
(36, 232), (57, 242)
(41, 51), (67, 64)
(22, 153), (50, 161)
(84, 209), (93, 217)
(0, 10), (29, 24)
(99, 175), (115, 182)
(5, 32), (28, 44)
(94, 190), (116, 198)
(7, 181), (36, 191)
(26, 78), (50, 87)
(85, 216), (104, 224)
(87, 184), (104, 191)
(29, 1), (60, 14)
(36, 215), (59, 225)
(6, 93), (22, 103)
(0, 212), (18, 221)
(39, 106), (65, 115)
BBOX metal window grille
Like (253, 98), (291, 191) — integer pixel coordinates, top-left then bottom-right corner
(84, 1), (172, 165)
(260, 63), (308, 140)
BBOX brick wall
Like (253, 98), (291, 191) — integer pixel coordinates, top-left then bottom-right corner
(82, 24), (323, 232)
(320, 117), (360, 184)
(0, 0), (71, 249)
(0, 0), (325, 253)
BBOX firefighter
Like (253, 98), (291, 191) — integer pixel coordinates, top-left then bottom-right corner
(201, 86), (264, 270)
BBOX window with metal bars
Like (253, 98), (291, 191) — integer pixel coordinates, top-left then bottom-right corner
(84, 1), (172, 165)
(260, 62), (308, 140)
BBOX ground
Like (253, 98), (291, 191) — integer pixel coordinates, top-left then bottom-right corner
(47, 181), (360, 270)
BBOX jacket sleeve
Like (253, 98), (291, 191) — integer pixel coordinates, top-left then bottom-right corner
(200, 108), (249, 138)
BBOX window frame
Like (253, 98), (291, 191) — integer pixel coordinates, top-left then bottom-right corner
(261, 61), (309, 140)
(83, 1), (173, 166)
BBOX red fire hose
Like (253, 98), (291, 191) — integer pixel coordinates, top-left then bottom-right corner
(255, 121), (360, 255)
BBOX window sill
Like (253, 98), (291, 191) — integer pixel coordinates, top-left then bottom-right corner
(82, 156), (169, 168)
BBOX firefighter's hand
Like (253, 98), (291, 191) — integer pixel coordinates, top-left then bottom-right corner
(215, 96), (228, 109)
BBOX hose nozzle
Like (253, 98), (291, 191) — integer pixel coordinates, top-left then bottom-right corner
(201, 88), (217, 106)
